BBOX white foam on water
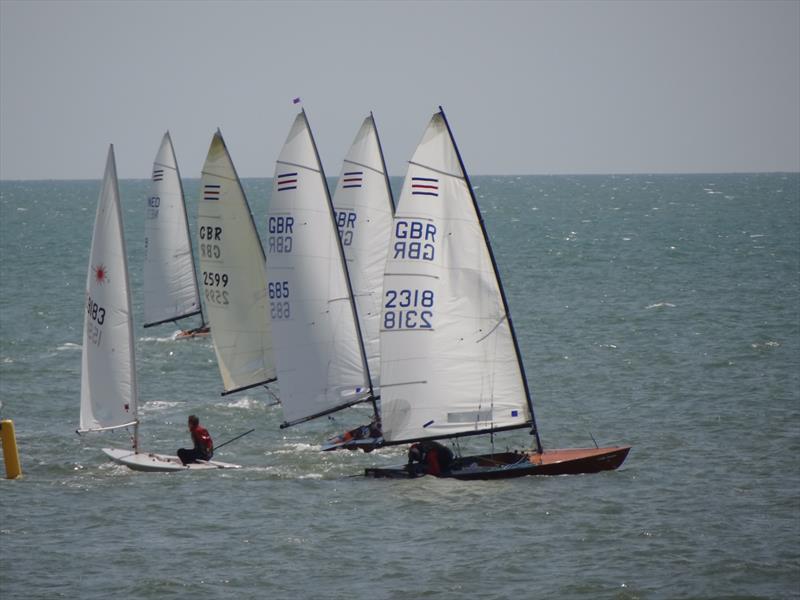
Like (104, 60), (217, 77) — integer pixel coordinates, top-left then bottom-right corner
(57, 343), (81, 351)
(646, 302), (676, 309)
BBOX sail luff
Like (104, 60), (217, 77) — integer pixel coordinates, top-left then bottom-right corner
(437, 106), (543, 453)
(331, 114), (395, 398)
(198, 130), (276, 394)
(79, 144), (139, 445)
(267, 110), (372, 425)
(379, 111), (533, 444)
(304, 108), (375, 401)
(370, 111), (396, 214)
(168, 131), (206, 328)
(143, 132), (204, 328)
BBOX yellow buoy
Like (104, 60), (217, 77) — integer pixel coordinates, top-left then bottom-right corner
(1, 419), (22, 479)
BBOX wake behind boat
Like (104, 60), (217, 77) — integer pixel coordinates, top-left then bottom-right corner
(78, 145), (239, 473)
(365, 108), (630, 480)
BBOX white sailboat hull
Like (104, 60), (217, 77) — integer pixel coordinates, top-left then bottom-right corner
(102, 448), (241, 472)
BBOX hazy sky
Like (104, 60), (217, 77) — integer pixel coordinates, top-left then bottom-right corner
(1, 0), (798, 179)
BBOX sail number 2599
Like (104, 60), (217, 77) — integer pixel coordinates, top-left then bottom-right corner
(383, 289), (434, 329)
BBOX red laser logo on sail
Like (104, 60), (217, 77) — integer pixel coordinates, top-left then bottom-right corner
(93, 264), (108, 285)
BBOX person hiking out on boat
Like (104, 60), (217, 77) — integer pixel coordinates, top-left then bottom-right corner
(327, 416), (383, 452)
(407, 440), (453, 477)
(177, 415), (213, 465)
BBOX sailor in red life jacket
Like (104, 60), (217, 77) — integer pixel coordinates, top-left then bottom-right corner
(407, 440), (453, 477)
(177, 415), (214, 465)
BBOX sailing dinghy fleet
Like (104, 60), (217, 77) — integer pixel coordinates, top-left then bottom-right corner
(79, 107), (630, 478)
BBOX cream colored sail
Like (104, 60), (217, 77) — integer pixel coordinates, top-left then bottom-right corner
(80, 145), (138, 432)
(267, 110), (372, 426)
(143, 132), (203, 329)
(198, 131), (276, 394)
(331, 114), (394, 394)
(379, 110), (532, 444)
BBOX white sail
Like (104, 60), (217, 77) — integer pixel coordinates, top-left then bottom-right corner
(331, 114), (394, 394)
(267, 110), (372, 426)
(379, 111), (532, 444)
(143, 132), (203, 328)
(198, 131), (276, 394)
(80, 145), (138, 432)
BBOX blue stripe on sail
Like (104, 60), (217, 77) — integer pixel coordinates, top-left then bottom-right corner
(277, 172), (298, 191)
(342, 171), (363, 190)
(412, 176), (439, 197)
(204, 184), (221, 200)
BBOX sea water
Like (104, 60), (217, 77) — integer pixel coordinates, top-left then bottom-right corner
(0, 173), (798, 599)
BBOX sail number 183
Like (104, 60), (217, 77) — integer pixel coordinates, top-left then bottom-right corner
(384, 289), (434, 329)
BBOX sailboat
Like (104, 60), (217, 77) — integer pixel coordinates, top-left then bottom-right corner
(366, 108), (631, 479)
(321, 113), (395, 451)
(79, 145), (240, 471)
(198, 130), (278, 397)
(143, 132), (209, 339)
(266, 109), (376, 432)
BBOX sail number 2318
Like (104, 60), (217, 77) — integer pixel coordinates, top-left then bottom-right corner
(383, 289), (434, 329)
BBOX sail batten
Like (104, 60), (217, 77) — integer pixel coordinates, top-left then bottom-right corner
(80, 145), (139, 435)
(198, 131), (277, 394)
(268, 111), (372, 425)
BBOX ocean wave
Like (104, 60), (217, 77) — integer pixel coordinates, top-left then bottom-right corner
(57, 343), (82, 351)
(140, 400), (183, 412)
(751, 341), (780, 349)
(646, 302), (676, 309)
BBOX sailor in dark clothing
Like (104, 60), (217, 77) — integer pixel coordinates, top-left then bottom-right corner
(407, 440), (453, 477)
(177, 415), (214, 465)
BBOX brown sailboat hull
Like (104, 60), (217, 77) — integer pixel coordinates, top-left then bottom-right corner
(365, 446), (631, 480)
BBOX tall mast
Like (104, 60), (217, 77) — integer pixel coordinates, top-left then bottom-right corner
(169, 131), (206, 328)
(437, 106), (543, 453)
(302, 108), (376, 409)
(216, 128), (276, 393)
(113, 144), (141, 452)
(370, 111), (396, 215)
